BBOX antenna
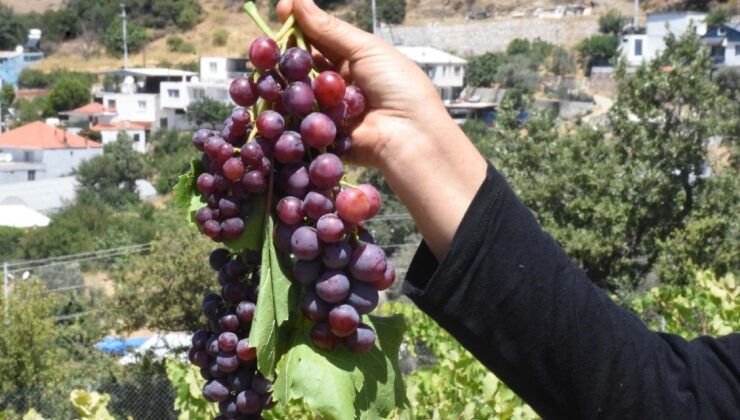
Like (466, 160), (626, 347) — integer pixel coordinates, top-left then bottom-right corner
(121, 4), (129, 69)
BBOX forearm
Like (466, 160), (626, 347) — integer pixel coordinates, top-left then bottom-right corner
(377, 115), (487, 260)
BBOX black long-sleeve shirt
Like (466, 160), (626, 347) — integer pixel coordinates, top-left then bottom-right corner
(403, 164), (740, 419)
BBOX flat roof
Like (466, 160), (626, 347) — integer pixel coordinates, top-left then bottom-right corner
(395, 46), (467, 65)
(100, 68), (198, 78)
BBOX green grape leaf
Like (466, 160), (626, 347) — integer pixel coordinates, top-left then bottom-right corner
(223, 195), (266, 253)
(249, 213), (299, 379)
(173, 159), (201, 209)
(187, 193), (205, 228)
(274, 315), (410, 419)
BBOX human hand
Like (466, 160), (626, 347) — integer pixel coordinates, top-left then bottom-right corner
(276, 0), (456, 170)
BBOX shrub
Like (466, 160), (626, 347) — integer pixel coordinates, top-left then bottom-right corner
(576, 34), (619, 72)
(166, 36), (196, 53)
(599, 9), (626, 36)
(212, 29), (229, 47)
(103, 20), (148, 55)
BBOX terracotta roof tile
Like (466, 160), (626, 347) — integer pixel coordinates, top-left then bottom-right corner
(0, 121), (102, 149)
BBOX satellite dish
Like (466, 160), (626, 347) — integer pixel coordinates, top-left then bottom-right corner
(22, 271), (31, 280)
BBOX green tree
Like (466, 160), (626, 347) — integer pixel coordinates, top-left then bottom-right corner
(48, 77), (90, 113)
(148, 130), (194, 193)
(354, 0), (406, 31)
(472, 31), (739, 291)
(506, 38), (531, 55)
(109, 227), (218, 332)
(1, 84), (15, 118)
(494, 55), (540, 91)
(575, 34), (619, 73)
(212, 29), (229, 47)
(103, 20), (148, 55)
(599, 9), (626, 36)
(76, 134), (146, 207)
(186, 98), (232, 129)
(465, 52), (504, 87)
(705, 8), (729, 26)
(0, 226), (24, 262)
(18, 69), (50, 89)
(547, 47), (577, 76)
(13, 97), (55, 126)
(0, 4), (26, 50)
(714, 66), (740, 100)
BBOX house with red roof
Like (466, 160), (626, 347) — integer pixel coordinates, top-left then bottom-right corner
(0, 121), (102, 184)
(60, 102), (149, 152)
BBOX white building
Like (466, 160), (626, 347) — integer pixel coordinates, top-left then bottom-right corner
(199, 57), (249, 82)
(621, 12), (708, 66)
(702, 23), (740, 66)
(395, 46), (467, 102)
(59, 102), (149, 152)
(0, 121), (102, 184)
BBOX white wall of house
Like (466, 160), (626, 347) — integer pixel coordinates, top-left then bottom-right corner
(0, 169), (36, 184)
(161, 108), (192, 131)
(101, 93), (161, 127)
(42, 148), (103, 177)
(100, 130), (147, 152)
(161, 80), (233, 129)
(621, 13), (707, 65)
(200, 57), (248, 82)
(725, 41), (740, 66)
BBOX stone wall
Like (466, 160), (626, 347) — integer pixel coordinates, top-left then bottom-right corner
(378, 17), (599, 56)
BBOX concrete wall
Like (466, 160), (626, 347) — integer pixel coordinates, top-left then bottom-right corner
(42, 148), (103, 178)
(0, 170), (35, 184)
(101, 93), (160, 127)
(726, 42), (740, 66)
(378, 17), (599, 56)
(100, 130), (146, 153)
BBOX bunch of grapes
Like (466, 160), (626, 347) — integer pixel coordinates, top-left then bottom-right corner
(187, 26), (398, 417)
(188, 249), (273, 418)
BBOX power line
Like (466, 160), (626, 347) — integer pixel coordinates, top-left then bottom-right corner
(5, 244), (151, 269)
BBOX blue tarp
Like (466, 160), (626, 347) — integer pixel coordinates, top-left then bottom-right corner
(95, 336), (150, 355)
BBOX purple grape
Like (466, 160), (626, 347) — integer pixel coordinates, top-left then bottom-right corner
(203, 299), (222, 320)
(291, 226), (322, 260)
(303, 190), (335, 220)
(330, 136), (352, 157)
(255, 156), (272, 174)
(256, 136), (274, 157)
(231, 107), (251, 127)
(236, 338), (256, 361)
(219, 197), (239, 218)
(316, 213), (346, 243)
(279, 165), (310, 198)
(251, 373), (272, 394)
(292, 260), (321, 286)
(191, 349), (209, 368)
(200, 367), (212, 381)
(219, 398), (239, 418)
(236, 390), (260, 414)
(347, 282), (379, 314)
(314, 70), (346, 108)
(322, 242), (352, 269)
(350, 243), (387, 283)
(311, 322), (338, 350)
(226, 258), (248, 278)
(274, 131), (305, 164)
(203, 220), (222, 240)
(345, 323), (376, 353)
(218, 266), (234, 286)
(323, 101), (348, 128)
(205, 136), (226, 159)
(279, 47), (313, 81)
(256, 111), (285, 140)
(256, 71), (284, 102)
(274, 222), (298, 254)
(315, 270), (350, 303)
(230, 77), (258, 107)
(240, 140), (264, 166)
(301, 113), (337, 149)
(217, 142), (236, 161)
(301, 290), (329, 321)
(261, 394), (276, 410)
(235, 300), (255, 324)
(203, 379), (230, 402)
(197, 173), (215, 194)
(242, 171), (267, 194)
(309, 153), (343, 188)
(277, 196), (304, 225)
(209, 360), (224, 379)
(283, 81), (315, 117)
(219, 314), (239, 332)
(195, 207), (213, 225)
(328, 304), (360, 337)
(218, 332), (239, 352)
(221, 217), (245, 240)
(222, 281), (247, 305)
(192, 129), (212, 151)
(249, 36), (280, 71)
(192, 329), (210, 350)
(344, 85), (366, 117)
(358, 229), (375, 244)
(217, 351), (239, 373)
(223, 158), (246, 181)
(229, 369), (253, 393)
(212, 173), (231, 192)
(206, 336), (220, 357)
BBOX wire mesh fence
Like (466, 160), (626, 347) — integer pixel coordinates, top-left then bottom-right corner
(0, 375), (176, 420)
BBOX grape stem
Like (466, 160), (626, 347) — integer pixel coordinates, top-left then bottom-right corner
(274, 15), (296, 42)
(340, 179), (359, 188)
(293, 27), (308, 51)
(243, 2), (276, 38)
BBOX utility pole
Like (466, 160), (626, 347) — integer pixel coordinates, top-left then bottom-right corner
(633, 0), (639, 31)
(3, 262), (8, 323)
(371, 0), (377, 34)
(121, 4), (129, 69)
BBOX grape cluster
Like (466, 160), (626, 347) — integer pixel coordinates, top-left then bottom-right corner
(188, 249), (274, 419)
(188, 32), (398, 416)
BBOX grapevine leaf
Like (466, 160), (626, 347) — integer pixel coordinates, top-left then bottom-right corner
(223, 195), (266, 253)
(249, 214), (299, 379)
(187, 194), (205, 228)
(273, 315), (410, 419)
(173, 159), (201, 209)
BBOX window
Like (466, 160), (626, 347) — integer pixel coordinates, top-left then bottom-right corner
(138, 100), (146, 110)
(168, 89), (180, 98)
(635, 39), (643, 56)
(736, 45), (740, 56)
(28, 170), (35, 181)
(209, 62), (218, 72)
(442, 66), (448, 76)
(107, 99), (117, 109)
(133, 134), (141, 142)
(160, 118), (168, 128)
(193, 88), (205, 99)
(454, 66), (461, 77)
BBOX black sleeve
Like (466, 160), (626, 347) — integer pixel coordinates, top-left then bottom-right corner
(402, 163), (740, 419)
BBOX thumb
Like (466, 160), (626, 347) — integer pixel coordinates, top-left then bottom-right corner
(286, 0), (375, 62)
